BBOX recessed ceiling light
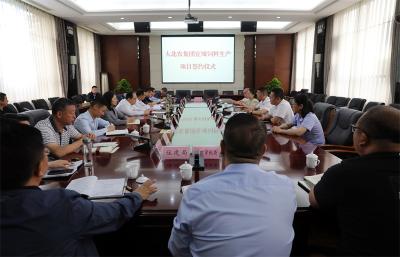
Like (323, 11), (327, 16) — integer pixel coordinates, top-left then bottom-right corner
(276, 16), (281, 19)
(168, 16), (173, 19)
(120, 17), (125, 20)
(228, 16), (232, 19)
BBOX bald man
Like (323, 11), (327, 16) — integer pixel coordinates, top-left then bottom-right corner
(309, 106), (399, 256)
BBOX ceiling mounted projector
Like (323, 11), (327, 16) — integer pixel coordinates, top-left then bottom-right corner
(184, 13), (199, 24)
(184, 0), (199, 24)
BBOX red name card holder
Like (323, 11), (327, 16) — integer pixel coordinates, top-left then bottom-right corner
(193, 97), (203, 103)
(192, 146), (221, 160)
(154, 139), (164, 156)
(162, 146), (190, 160)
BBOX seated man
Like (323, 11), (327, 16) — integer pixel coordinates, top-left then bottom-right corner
(87, 86), (101, 102)
(0, 119), (157, 256)
(169, 113), (296, 257)
(160, 87), (168, 99)
(115, 92), (151, 117)
(247, 87), (272, 117)
(74, 98), (115, 137)
(142, 87), (154, 104)
(136, 89), (161, 111)
(272, 94), (325, 145)
(148, 87), (161, 103)
(35, 98), (88, 158)
(232, 87), (249, 106)
(263, 87), (294, 126)
(0, 92), (9, 115)
(309, 106), (399, 256)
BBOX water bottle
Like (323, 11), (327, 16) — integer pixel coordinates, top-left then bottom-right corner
(82, 137), (94, 175)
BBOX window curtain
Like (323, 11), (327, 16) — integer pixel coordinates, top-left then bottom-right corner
(294, 24), (315, 91)
(94, 34), (102, 89)
(0, 0), (62, 102)
(77, 27), (96, 95)
(54, 17), (69, 98)
(326, 0), (397, 103)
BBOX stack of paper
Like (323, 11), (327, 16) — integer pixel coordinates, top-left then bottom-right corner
(298, 173), (324, 193)
(66, 176), (126, 199)
(106, 129), (129, 136)
(93, 142), (119, 154)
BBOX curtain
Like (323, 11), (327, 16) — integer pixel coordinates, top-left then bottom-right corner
(289, 33), (297, 92)
(94, 34), (102, 90)
(323, 16), (334, 94)
(326, 0), (396, 103)
(390, 1), (400, 103)
(77, 27), (96, 95)
(294, 24), (315, 91)
(0, 0), (62, 102)
(54, 17), (69, 98)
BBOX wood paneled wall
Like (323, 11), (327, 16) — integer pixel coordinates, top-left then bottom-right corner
(246, 34), (293, 93)
(100, 36), (139, 91)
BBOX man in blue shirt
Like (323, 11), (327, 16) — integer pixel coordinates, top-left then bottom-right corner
(74, 98), (115, 137)
(0, 119), (158, 256)
(168, 113), (297, 257)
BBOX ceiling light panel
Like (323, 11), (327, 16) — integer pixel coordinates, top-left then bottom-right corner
(204, 21), (240, 29)
(68, 0), (327, 12)
(107, 22), (134, 30)
(151, 22), (187, 30)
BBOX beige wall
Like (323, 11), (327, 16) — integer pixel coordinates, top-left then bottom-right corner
(149, 35), (244, 94)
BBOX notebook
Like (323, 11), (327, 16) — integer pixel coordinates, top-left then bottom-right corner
(298, 173), (324, 193)
(66, 176), (126, 199)
(43, 160), (83, 179)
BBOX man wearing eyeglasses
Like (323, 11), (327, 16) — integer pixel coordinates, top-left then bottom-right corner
(309, 105), (399, 256)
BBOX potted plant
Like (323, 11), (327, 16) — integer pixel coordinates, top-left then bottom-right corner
(114, 79), (133, 94)
(265, 76), (282, 94)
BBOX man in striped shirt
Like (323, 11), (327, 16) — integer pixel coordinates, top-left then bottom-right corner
(35, 98), (94, 158)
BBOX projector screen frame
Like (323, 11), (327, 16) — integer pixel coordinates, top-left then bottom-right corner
(161, 34), (235, 84)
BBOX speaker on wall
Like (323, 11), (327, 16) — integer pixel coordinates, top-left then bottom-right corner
(188, 21), (203, 32)
(241, 21), (257, 32)
(134, 22), (151, 33)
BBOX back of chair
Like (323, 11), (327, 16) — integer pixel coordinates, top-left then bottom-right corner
(167, 90), (174, 96)
(14, 101), (35, 112)
(348, 98), (366, 111)
(16, 109), (50, 126)
(326, 108), (363, 146)
(313, 103), (336, 135)
(71, 95), (84, 104)
(32, 99), (50, 110)
(222, 90), (234, 95)
(4, 104), (18, 113)
(176, 90), (191, 99)
(363, 101), (384, 112)
(313, 94), (326, 103)
(335, 97), (350, 107)
(192, 90), (204, 96)
(48, 97), (60, 108)
(204, 89), (219, 98)
(326, 96), (337, 105)
(389, 103), (400, 110)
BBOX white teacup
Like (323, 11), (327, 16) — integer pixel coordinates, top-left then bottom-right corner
(126, 163), (139, 179)
(179, 161), (193, 181)
(306, 153), (320, 169)
(141, 124), (150, 134)
(130, 130), (139, 141)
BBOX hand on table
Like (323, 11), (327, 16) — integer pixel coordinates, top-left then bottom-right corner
(135, 179), (158, 200)
(48, 160), (71, 169)
(107, 124), (115, 132)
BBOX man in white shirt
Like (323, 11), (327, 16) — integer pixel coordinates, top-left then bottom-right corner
(263, 87), (294, 125)
(247, 88), (272, 117)
(115, 92), (151, 117)
(136, 89), (162, 111)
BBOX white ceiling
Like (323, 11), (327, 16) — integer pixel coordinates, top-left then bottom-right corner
(22, 0), (361, 35)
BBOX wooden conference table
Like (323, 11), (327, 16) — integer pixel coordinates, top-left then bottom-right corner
(46, 103), (342, 256)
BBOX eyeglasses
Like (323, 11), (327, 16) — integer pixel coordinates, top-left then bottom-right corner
(351, 124), (366, 134)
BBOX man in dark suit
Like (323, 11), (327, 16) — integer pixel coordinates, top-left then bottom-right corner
(87, 86), (101, 102)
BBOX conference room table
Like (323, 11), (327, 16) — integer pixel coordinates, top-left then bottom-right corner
(44, 106), (342, 256)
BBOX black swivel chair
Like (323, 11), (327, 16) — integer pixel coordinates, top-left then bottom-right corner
(71, 95), (85, 104)
(14, 101), (35, 112)
(222, 91), (234, 95)
(325, 108), (363, 146)
(389, 103), (400, 110)
(48, 97), (60, 108)
(204, 90), (219, 98)
(326, 96), (337, 105)
(175, 90), (191, 99)
(192, 90), (204, 97)
(347, 98), (366, 111)
(5, 109), (50, 126)
(4, 104), (18, 113)
(363, 102), (384, 112)
(32, 99), (50, 110)
(313, 103), (336, 135)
